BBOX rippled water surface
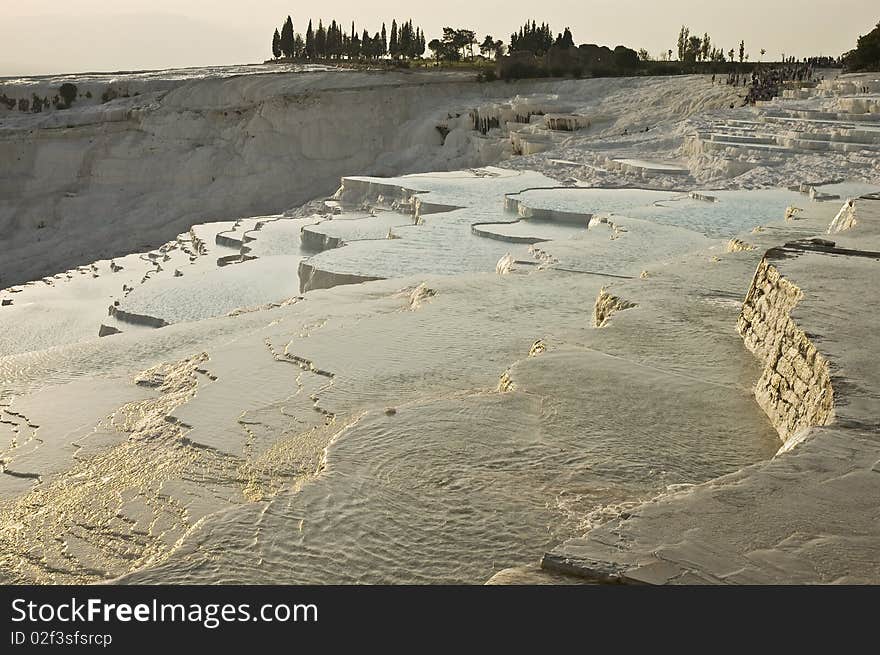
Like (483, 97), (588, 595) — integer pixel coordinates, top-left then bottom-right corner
(3, 166), (839, 584)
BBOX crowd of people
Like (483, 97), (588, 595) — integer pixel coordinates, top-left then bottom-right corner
(742, 64), (817, 104)
(711, 63), (819, 105)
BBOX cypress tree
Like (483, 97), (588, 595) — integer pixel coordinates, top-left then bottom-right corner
(400, 20), (411, 59)
(329, 21), (340, 59)
(305, 20), (315, 59)
(381, 23), (388, 58)
(316, 20), (326, 58)
(561, 27), (574, 49)
(390, 20), (399, 59)
(273, 28), (282, 59)
(362, 30), (371, 59)
(280, 16), (295, 58)
(416, 28), (425, 58)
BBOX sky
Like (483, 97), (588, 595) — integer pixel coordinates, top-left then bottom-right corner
(1, 0), (877, 76)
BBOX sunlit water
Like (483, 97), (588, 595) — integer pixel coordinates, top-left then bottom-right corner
(3, 168), (874, 584)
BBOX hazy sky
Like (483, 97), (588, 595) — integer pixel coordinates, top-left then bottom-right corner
(2, 1), (877, 76)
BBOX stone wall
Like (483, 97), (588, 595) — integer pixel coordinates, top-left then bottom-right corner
(737, 257), (834, 443)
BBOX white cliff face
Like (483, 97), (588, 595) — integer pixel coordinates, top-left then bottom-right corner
(1, 71), (797, 288)
(0, 71), (518, 287)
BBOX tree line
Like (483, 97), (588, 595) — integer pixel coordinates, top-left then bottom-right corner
(265, 16), (865, 77)
(509, 21), (575, 56)
(270, 17), (583, 64)
(672, 25), (851, 67)
(272, 16), (425, 61)
(674, 26), (746, 64)
(426, 29), (502, 62)
(422, 22), (576, 63)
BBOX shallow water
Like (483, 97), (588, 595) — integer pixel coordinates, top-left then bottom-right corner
(116, 269), (778, 585)
(0, 166), (824, 584)
(513, 182), (880, 238)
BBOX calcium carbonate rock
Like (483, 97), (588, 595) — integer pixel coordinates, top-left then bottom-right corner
(496, 253), (516, 275)
(827, 199), (857, 233)
(528, 340), (546, 357)
(784, 206), (803, 221)
(726, 238), (756, 252)
(497, 369), (516, 393)
(406, 283), (437, 310)
(97, 324), (121, 337)
(592, 288), (638, 328)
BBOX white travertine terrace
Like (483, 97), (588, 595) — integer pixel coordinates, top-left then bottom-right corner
(543, 198), (880, 584)
(1, 69), (879, 585)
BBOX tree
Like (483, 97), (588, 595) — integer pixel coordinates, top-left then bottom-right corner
(362, 30), (372, 59)
(280, 16), (295, 58)
(316, 20), (326, 58)
(510, 20), (554, 55)
(305, 20), (315, 59)
(381, 24), (388, 58)
(457, 29), (477, 60)
(428, 39), (444, 63)
(728, 48), (735, 62)
(374, 31), (383, 58)
(638, 48), (651, 61)
(480, 34), (496, 58)
(677, 25), (690, 61)
(739, 40), (745, 63)
(273, 28), (282, 59)
(843, 22), (880, 70)
(613, 46), (640, 70)
(390, 20), (399, 59)
(554, 27), (574, 49)
(400, 20), (412, 58)
(416, 27), (426, 59)
(436, 28), (463, 61)
(327, 21), (342, 59)
(760, 48), (766, 62)
(700, 33), (711, 62)
(350, 23), (361, 59)
(685, 35), (702, 63)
